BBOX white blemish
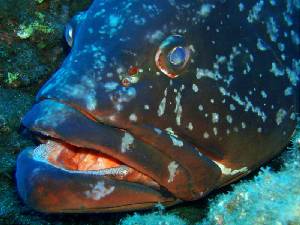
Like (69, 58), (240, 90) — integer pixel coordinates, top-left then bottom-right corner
(129, 113), (137, 122)
(276, 108), (287, 125)
(158, 88), (168, 117)
(257, 127), (262, 133)
(121, 132), (134, 153)
(213, 127), (218, 136)
(270, 62), (284, 76)
(165, 127), (175, 136)
(290, 113), (296, 120)
(198, 105), (204, 111)
(266, 17), (279, 42)
(168, 161), (179, 183)
(84, 181), (115, 200)
(174, 91), (182, 126)
(260, 90), (268, 98)
(196, 68), (222, 81)
(203, 132), (209, 139)
(157, 97), (166, 117)
(192, 83), (199, 92)
(247, 0), (264, 23)
(109, 14), (121, 27)
(291, 30), (300, 45)
(241, 122), (246, 129)
(213, 161), (248, 176)
(284, 87), (292, 96)
(197, 4), (213, 17)
(104, 82), (119, 92)
(256, 38), (268, 51)
(188, 122), (193, 131)
(230, 104), (236, 111)
(212, 113), (219, 123)
(226, 115), (233, 124)
(144, 104), (150, 110)
(154, 128), (162, 135)
(146, 30), (164, 43)
(170, 135), (184, 147)
(238, 3), (244, 11)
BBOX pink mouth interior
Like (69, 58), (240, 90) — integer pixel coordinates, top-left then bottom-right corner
(47, 141), (122, 171)
(40, 141), (159, 188)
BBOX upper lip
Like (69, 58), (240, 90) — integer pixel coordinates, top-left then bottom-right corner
(21, 98), (177, 189)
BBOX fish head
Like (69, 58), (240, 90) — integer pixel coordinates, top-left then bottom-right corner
(16, 0), (299, 213)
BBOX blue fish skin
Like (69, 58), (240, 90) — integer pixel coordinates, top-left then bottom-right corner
(16, 0), (299, 213)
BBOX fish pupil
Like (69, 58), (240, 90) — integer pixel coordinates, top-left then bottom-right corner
(168, 46), (186, 66)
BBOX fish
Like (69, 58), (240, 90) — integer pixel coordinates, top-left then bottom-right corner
(16, 0), (299, 213)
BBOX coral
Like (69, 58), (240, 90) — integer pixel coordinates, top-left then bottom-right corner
(197, 124), (300, 225)
(120, 205), (188, 225)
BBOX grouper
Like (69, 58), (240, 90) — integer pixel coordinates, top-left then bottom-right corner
(16, 0), (299, 212)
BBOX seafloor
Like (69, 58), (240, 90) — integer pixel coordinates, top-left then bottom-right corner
(0, 1), (299, 224)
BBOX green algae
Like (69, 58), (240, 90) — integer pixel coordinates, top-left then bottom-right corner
(0, 0), (92, 89)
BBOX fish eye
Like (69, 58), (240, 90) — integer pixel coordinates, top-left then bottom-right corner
(64, 23), (74, 47)
(155, 35), (191, 78)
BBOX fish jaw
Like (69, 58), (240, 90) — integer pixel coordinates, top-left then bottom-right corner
(16, 147), (176, 213)
(17, 99), (191, 212)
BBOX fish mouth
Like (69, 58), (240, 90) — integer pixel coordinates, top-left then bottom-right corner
(16, 99), (179, 213)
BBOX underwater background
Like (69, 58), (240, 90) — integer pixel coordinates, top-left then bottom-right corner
(0, 0), (299, 224)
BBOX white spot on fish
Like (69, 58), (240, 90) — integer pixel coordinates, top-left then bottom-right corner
(170, 135), (184, 147)
(121, 132), (134, 153)
(168, 161), (179, 183)
(129, 113), (137, 122)
(192, 84), (199, 92)
(84, 181), (115, 200)
(158, 88), (168, 117)
(174, 91), (182, 126)
(198, 105), (204, 111)
(226, 115), (233, 124)
(203, 132), (209, 139)
(188, 122), (193, 131)
(241, 122), (246, 129)
(211, 113), (220, 124)
(213, 127), (218, 136)
(230, 104), (236, 111)
(154, 128), (162, 135)
(213, 161), (248, 176)
(276, 108), (287, 125)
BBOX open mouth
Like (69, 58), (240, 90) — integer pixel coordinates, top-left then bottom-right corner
(34, 138), (160, 189)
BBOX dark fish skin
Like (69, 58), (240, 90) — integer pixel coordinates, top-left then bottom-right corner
(16, 0), (299, 212)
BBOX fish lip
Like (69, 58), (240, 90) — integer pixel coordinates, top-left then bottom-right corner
(16, 146), (177, 213)
(20, 99), (178, 190)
